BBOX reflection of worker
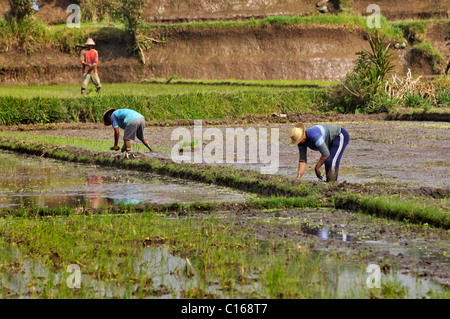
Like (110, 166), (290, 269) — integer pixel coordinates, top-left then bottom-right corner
(85, 173), (103, 208)
(290, 123), (350, 182)
(80, 38), (101, 94)
(85, 173), (102, 186)
(102, 108), (154, 153)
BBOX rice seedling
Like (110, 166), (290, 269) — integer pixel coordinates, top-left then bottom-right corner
(1, 208), (437, 299)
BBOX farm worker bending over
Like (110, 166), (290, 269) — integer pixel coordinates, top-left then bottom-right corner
(80, 38), (101, 94)
(102, 108), (153, 153)
(289, 123), (350, 182)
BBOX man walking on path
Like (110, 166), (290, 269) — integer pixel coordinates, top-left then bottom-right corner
(290, 123), (350, 182)
(102, 108), (154, 153)
(80, 38), (101, 94)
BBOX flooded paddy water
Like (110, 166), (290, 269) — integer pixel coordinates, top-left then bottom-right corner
(0, 208), (447, 299)
(220, 205), (448, 269)
(1, 236), (446, 299)
(32, 120), (449, 188)
(0, 151), (255, 208)
(0, 119), (448, 298)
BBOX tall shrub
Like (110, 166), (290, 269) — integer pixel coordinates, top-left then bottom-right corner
(115, 1), (146, 47)
(6, 0), (35, 23)
(327, 31), (395, 113)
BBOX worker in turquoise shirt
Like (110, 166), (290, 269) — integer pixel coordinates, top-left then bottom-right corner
(289, 123), (350, 182)
(102, 108), (153, 153)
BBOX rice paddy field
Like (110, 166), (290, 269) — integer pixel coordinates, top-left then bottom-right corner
(0, 82), (448, 301)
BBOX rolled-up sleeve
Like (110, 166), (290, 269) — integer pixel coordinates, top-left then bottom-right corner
(111, 113), (119, 129)
(318, 143), (330, 157)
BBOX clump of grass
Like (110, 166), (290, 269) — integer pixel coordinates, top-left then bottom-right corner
(384, 70), (448, 110)
(410, 43), (447, 74)
(335, 194), (450, 229)
(0, 18), (49, 54)
(394, 20), (429, 44)
(178, 140), (199, 149)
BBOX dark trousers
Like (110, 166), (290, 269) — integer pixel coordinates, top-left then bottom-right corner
(325, 128), (350, 182)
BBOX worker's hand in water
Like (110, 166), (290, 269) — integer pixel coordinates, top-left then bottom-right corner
(144, 142), (153, 152)
(314, 166), (323, 180)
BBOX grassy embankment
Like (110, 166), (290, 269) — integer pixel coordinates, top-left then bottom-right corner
(393, 20), (448, 74)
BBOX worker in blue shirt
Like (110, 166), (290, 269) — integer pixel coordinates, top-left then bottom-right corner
(102, 108), (153, 153)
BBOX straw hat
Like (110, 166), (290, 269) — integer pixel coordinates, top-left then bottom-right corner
(85, 38), (96, 46)
(102, 108), (116, 126)
(289, 123), (306, 146)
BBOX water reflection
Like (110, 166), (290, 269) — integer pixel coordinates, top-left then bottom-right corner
(0, 151), (254, 208)
(300, 221), (449, 268)
(303, 224), (354, 242)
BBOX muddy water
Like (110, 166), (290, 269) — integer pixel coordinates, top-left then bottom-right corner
(41, 121), (449, 188)
(219, 207), (450, 286)
(0, 151), (255, 208)
(274, 215), (450, 267)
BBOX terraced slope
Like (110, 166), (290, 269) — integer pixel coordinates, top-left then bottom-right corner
(1, 0), (448, 24)
(0, 0), (448, 84)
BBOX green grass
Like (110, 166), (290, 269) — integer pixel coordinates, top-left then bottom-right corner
(392, 19), (449, 75)
(410, 43), (447, 74)
(0, 18), (128, 55)
(393, 19), (449, 43)
(0, 81), (330, 98)
(0, 83), (326, 125)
